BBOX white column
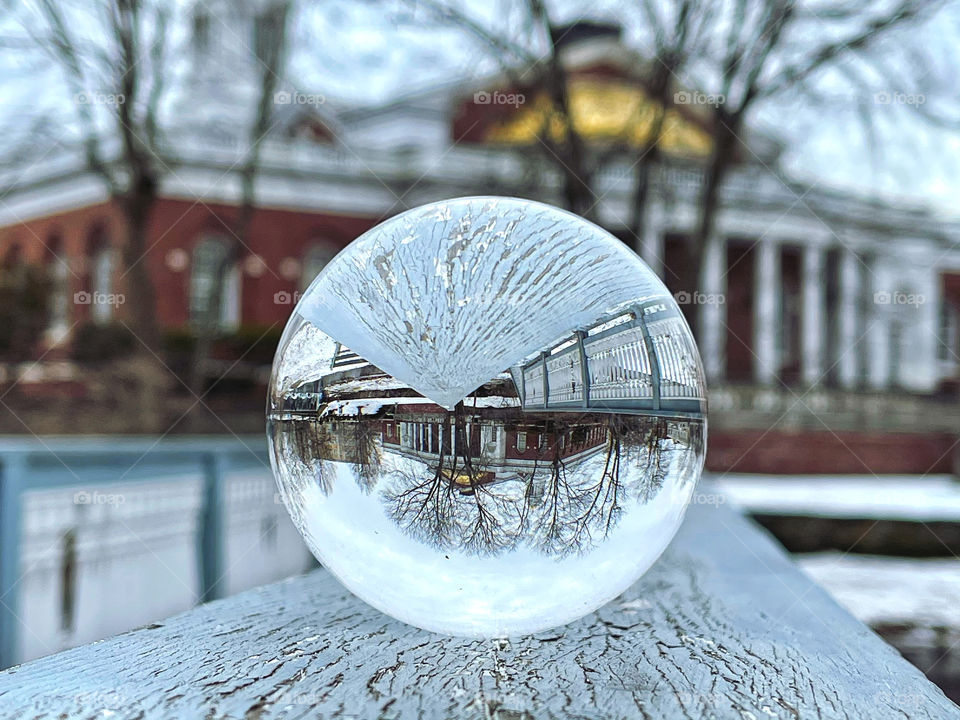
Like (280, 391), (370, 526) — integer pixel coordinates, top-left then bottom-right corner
(863, 256), (892, 391)
(801, 244), (826, 386)
(754, 240), (780, 385)
(836, 247), (860, 389)
(640, 201), (664, 278)
(698, 234), (726, 383)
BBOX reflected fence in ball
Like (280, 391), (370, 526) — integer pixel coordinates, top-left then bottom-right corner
(266, 196), (707, 637)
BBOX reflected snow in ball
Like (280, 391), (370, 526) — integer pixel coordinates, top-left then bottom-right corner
(267, 196), (707, 637)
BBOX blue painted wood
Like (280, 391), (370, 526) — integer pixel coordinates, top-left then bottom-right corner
(0, 456), (26, 670)
(0, 436), (269, 670)
(1, 502), (956, 718)
(199, 452), (227, 603)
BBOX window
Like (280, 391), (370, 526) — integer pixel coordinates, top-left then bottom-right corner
(46, 235), (69, 339)
(940, 274), (960, 370)
(1, 243), (22, 269)
(516, 432), (527, 453)
(190, 236), (239, 331)
(938, 296), (959, 365)
(90, 244), (114, 325)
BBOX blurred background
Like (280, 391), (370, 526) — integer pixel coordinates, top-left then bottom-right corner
(0, 0), (959, 701)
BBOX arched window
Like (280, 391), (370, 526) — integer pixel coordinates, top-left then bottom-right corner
(190, 236), (240, 331)
(300, 242), (338, 293)
(88, 225), (115, 325)
(46, 234), (70, 341)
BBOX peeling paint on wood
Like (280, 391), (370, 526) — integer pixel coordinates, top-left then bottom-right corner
(0, 503), (956, 719)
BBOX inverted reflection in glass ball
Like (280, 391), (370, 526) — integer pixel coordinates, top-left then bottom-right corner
(267, 197), (706, 637)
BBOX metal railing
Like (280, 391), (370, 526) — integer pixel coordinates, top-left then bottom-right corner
(0, 436), (269, 670)
(517, 301), (706, 418)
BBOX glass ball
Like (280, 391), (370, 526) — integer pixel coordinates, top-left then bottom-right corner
(267, 196), (706, 637)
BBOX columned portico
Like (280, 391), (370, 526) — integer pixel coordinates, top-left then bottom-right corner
(754, 239), (780, 385)
(801, 244), (826, 385)
(699, 233), (726, 383)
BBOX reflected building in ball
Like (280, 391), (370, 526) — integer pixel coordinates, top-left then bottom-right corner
(267, 197), (706, 636)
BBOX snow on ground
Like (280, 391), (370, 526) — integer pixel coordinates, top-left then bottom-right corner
(798, 553), (960, 629)
(704, 473), (960, 631)
(709, 474), (960, 522)
(325, 376), (412, 394)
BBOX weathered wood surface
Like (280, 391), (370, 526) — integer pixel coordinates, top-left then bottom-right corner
(1, 501), (956, 719)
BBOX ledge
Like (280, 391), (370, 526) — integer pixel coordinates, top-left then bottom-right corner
(0, 501), (955, 719)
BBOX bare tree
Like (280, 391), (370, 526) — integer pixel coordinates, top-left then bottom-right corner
(382, 411), (525, 555)
(379, 414), (679, 557)
(674, 0), (946, 331)
(10, 0), (294, 425)
(625, 0), (712, 242)
(27, 0), (171, 350)
(409, 0), (955, 334)
(413, 0), (599, 219)
(351, 412), (384, 493)
(187, 0), (292, 396)
(525, 419), (630, 556)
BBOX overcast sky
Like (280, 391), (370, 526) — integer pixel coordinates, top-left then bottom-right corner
(2, 0), (958, 217)
(292, 0), (960, 217)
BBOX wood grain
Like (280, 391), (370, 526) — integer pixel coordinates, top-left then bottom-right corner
(1, 502), (956, 719)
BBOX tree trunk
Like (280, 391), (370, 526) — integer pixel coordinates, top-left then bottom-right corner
(186, 0), (290, 406)
(119, 188), (160, 354)
(626, 65), (672, 244)
(118, 184), (169, 432)
(686, 112), (740, 343)
(528, 0), (595, 220)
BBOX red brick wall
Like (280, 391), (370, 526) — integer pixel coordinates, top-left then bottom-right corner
(0, 199), (378, 331)
(144, 199), (377, 327)
(708, 429), (958, 474)
(0, 202), (126, 326)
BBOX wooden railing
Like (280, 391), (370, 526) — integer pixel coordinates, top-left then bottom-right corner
(0, 436), (270, 670)
(0, 496), (955, 718)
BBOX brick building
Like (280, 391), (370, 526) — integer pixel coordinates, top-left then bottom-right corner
(1, 9), (958, 472)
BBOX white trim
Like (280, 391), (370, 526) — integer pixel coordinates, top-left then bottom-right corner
(0, 176), (108, 227)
